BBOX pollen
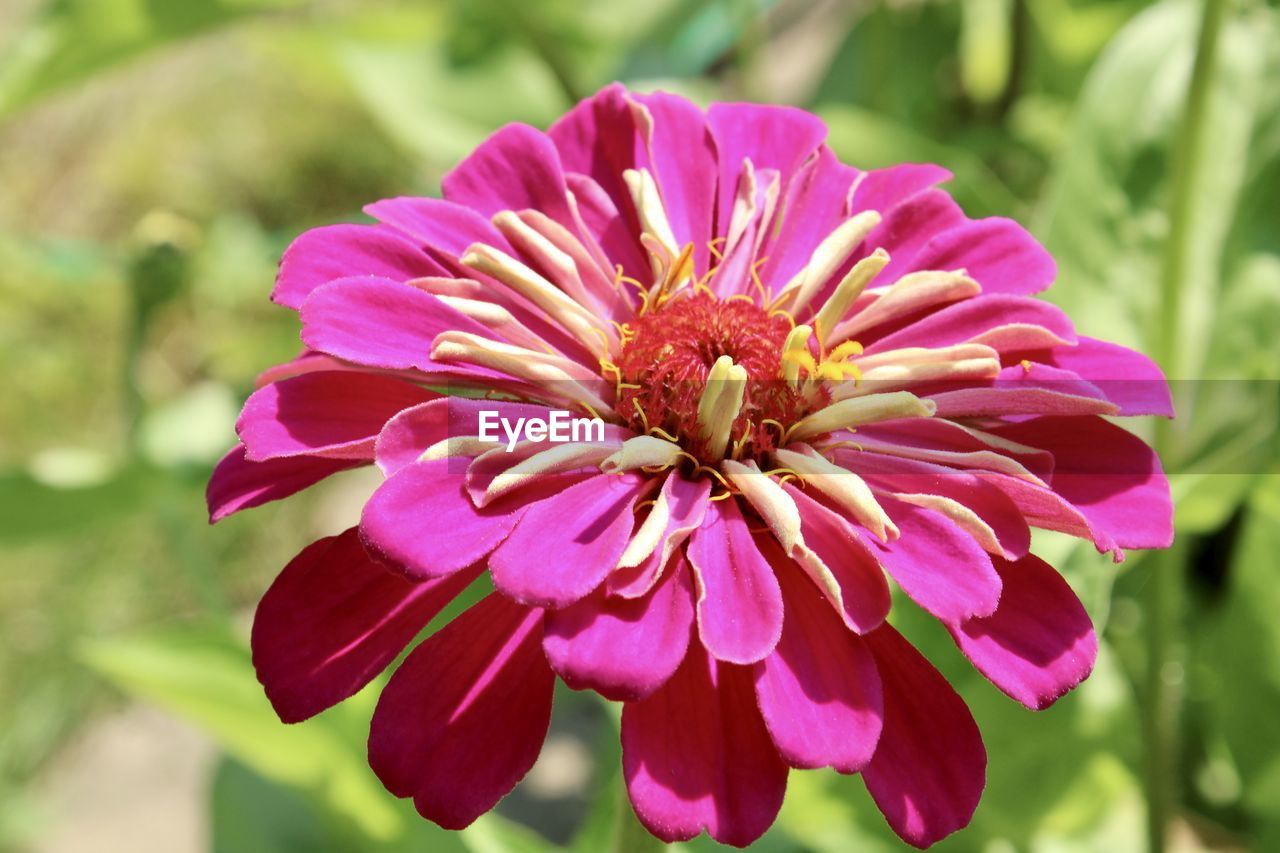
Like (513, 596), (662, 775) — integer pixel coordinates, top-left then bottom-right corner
(614, 291), (821, 463)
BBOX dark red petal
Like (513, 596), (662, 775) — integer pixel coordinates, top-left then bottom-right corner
(622, 648), (788, 847)
(368, 593), (554, 830)
(863, 625), (986, 848)
(252, 528), (479, 723)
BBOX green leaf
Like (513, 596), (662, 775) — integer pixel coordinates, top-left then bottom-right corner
(79, 623), (407, 844)
(818, 104), (1021, 217)
(0, 463), (159, 543)
(210, 757), (349, 853)
(0, 0), (308, 119)
(1035, 0), (1279, 531)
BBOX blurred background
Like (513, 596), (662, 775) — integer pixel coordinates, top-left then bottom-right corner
(1, 0), (1277, 850)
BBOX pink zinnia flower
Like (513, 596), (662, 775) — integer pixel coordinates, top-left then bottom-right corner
(210, 84), (1173, 848)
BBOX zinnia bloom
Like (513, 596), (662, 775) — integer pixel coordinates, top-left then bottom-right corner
(210, 84), (1173, 848)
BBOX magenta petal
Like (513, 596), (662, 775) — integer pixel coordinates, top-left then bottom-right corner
(686, 499), (784, 664)
(867, 294), (1077, 353)
(759, 146), (861, 289)
(707, 101), (827, 229)
(631, 90), (718, 275)
(863, 625), (986, 848)
(850, 163), (952, 215)
(543, 554), (695, 700)
(206, 445), (359, 523)
(868, 497), (1002, 622)
(950, 553), (1097, 709)
(272, 224), (445, 310)
(608, 473), (712, 598)
(442, 123), (574, 226)
(299, 276), (498, 374)
(785, 486), (892, 633)
(861, 188), (967, 288)
(1044, 336), (1174, 416)
(363, 196), (512, 259)
(908, 216), (1056, 295)
(547, 83), (641, 222)
(238, 371), (435, 461)
(753, 560), (883, 772)
(848, 453), (1032, 560)
(368, 593), (553, 830)
(252, 528), (479, 723)
(991, 416), (1173, 551)
(374, 398), (558, 475)
(490, 474), (647, 608)
(622, 648), (788, 847)
(360, 459), (522, 580)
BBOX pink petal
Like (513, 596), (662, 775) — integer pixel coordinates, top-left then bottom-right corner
(563, 171), (650, 284)
(360, 459), (525, 580)
(853, 418), (1055, 483)
(547, 83), (641, 223)
(237, 371), (435, 461)
(848, 453), (1031, 560)
(850, 163), (952, 215)
(299, 276), (501, 376)
(685, 499), (784, 664)
(707, 101), (827, 231)
(368, 593), (553, 830)
(863, 625), (986, 848)
(206, 445), (359, 523)
(785, 485), (892, 632)
(867, 497), (1002, 622)
(758, 146), (861, 290)
(950, 553), (1097, 709)
(622, 648), (788, 847)
(866, 294), (1076, 353)
(1044, 336), (1173, 416)
(608, 473), (712, 598)
(442, 123), (574, 227)
(990, 416), (1173, 551)
(926, 363), (1117, 418)
(907, 216), (1056, 295)
(753, 559), (883, 772)
(272, 224), (445, 310)
(975, 469), (1118, 555)
(363, 196), (513, 259)
(630, 90), (719, 276)
(374, 398), (559, 475)
(858, 188), (966, 289)
(252, 528), (480, 723)
(489, 473), (647, 608)
(543, 554), (695, 701)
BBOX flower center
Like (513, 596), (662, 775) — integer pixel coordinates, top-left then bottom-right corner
(614, 292), (820, 463)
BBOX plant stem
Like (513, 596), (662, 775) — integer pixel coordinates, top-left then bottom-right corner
(1146, 0), (1229, 850)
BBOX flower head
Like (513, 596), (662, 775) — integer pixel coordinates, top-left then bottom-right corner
(211, 84), (1173, 848)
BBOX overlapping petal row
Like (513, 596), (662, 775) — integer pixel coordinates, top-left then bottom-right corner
(210, 83), (1173, 849)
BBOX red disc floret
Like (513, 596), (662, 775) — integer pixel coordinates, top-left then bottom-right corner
(615, 292), (815, 461)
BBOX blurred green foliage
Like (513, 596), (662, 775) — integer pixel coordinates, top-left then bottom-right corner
(0, 0), (1277, 850)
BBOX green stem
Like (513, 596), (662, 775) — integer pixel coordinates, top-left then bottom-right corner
(1146, 0), (1228, 850)
(611, 783), (666, 853)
